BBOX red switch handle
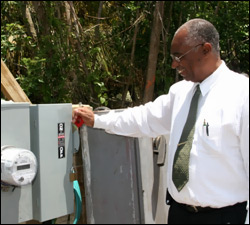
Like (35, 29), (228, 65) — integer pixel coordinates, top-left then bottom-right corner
(74, 116), (84, 128)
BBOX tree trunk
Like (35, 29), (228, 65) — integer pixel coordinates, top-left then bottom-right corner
(121, 8), (140, 107)
(22, 1), (38, 42)
(68, 1), (89, 78)
(143, 1), (164, 103)
(162, 1), (173, 63)
(64, 1), (72, 47)
(32, 1), (50, 37)
(215, 2), (220, 15)
(95, 1), (103, 40)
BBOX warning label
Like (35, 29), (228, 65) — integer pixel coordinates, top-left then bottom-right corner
(58, 123), (65, 159)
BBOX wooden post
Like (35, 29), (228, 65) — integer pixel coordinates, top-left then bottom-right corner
(1, 59), (31, 103)
(72, 104), (92, 224)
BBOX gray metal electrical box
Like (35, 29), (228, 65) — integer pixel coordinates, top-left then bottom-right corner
(82, 127), (144, 224)
(81, 110), (169, 224)
(1, 102), (33, 224)
(30, 104), (74, 222)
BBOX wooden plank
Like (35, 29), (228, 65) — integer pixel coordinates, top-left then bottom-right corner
(1, 59), (31, 103)
(73, 145), (87, 224)
(72, 104), (91, 224)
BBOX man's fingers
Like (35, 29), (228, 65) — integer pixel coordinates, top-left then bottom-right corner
(72, 109), (80, 123)
(72, 107), (94, 127)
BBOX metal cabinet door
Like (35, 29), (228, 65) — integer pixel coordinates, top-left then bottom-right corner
(82, 127), (144, 224)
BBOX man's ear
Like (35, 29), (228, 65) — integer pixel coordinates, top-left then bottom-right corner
(203, 43), (212, 55)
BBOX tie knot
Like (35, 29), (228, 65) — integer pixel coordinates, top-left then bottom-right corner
(195, 84), (201, 94)
(193, 85), (201, 99)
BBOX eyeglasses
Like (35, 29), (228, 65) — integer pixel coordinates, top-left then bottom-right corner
(170, 43), (204, 63)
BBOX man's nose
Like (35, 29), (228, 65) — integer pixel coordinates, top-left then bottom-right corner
(171, 60), (179, 69)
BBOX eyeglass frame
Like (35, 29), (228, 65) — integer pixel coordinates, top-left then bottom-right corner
(170, 43), (204, 63)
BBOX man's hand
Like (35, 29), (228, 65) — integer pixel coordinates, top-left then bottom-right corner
(72, 107), (95, 127)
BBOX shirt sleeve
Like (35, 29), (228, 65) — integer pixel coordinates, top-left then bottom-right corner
(94, 94), (173, 138)
(240, 92), (249, 180)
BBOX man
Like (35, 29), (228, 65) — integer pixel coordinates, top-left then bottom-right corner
(73, 19), (249, 224)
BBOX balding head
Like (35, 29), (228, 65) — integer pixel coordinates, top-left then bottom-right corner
(175, 19), (220, 56)
(170, 19), (222, 82)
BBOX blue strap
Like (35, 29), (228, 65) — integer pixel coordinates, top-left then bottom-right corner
(73, 178), (82, 224)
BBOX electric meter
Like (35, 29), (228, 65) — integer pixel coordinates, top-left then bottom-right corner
(1, 146), (37, 186)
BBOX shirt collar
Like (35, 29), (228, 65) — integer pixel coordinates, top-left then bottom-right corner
(197, 60), (227, 97)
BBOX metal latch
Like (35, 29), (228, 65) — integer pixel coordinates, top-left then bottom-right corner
(70, 167), (77, 182)
(153, 136), (167, 166)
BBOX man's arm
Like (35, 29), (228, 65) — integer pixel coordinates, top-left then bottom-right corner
(72, 94), (172, 138)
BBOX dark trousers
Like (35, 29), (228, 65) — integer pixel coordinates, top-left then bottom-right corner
(168, 199), (247, 224)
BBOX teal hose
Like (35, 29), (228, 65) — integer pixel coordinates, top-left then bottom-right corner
(73, 176), (82, 224)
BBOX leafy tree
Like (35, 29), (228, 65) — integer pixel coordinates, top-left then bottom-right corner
(1, 1), (249, 107)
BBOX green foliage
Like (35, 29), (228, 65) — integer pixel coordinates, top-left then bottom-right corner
(1, 1), (249, 107)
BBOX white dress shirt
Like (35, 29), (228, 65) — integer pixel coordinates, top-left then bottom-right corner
(94, 61), (249, 208)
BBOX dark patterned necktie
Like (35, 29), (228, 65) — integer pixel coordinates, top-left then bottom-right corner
(172, 85), (201, 192)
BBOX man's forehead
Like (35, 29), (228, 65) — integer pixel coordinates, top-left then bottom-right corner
(173, 27), (188, 44)
(171, 28), (188, 53)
